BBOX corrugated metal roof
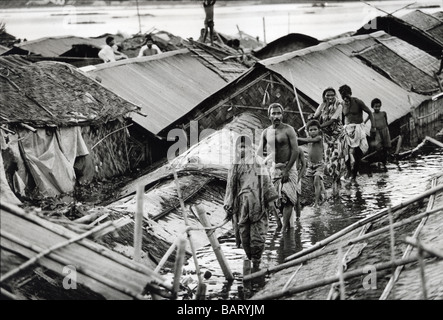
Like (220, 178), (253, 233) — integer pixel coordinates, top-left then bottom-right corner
(401, 10), (442, 31)
(374, 33), (440, 77)
(260, 42), (428, 124)
(12, 35), (123, 57)
(85, 49), (231, 135)
(427, 24), (443, 44)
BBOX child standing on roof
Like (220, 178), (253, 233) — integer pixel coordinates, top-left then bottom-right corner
(202, 0), (216, 46)
(371, 98), (391, 168)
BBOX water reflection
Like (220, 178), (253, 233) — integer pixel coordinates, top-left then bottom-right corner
(179, 149), (443, 299)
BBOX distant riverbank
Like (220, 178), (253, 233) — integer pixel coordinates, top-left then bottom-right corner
(1, 0), (441, 43)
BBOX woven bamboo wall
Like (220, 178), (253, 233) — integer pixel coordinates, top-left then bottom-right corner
(81, 119), (143, 180)
(185, 72), (317, 140)
(390, 99), (442, 147)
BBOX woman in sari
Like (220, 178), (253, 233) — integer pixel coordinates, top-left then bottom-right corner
(310, 87), (345, 198)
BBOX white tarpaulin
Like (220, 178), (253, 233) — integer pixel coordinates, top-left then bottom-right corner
(17, 126), (89, 198)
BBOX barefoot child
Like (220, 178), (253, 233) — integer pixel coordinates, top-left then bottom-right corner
(224, 135), (279, 270)
(371, 98), (391, 167)
(298, 120), (327, 207)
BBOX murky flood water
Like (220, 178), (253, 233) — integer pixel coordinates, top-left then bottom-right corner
(164, 147), (443, 300)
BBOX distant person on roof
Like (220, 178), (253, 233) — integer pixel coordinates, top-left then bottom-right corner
(202, 0), (216, 46)
(98, 36), (128, 63)
(137, 34), (162, 57)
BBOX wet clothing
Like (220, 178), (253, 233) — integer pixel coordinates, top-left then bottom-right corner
(342, 123), (369, 178)
(224, 156), (278, 263)
(269, 163), (299, 207)
(313, 99), (345, 183)
(306, 161), (325, 180)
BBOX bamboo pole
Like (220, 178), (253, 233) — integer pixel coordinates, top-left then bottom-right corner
(193, 205), (234, 281)
(282, 264), (302, 292)
(244, 205), (443, 281)
(416, 237), (428, 300)
(1, 203), (171, 289)
(134, 185), (144, 262)
(171, 236), (187, 300)
(250, 253), (430, 300)
(154, 238), (179, 273)
(395, 135), (403, 155)
(171, 168), (205, 300)
(262, 17), (267, 44)
(379, 178), (437, 300)
(388, 209), (396, 298)
(243, 258), (252, 293)
(289, 70), (308, 137)
(0, 288), (21, 300)
(0, 231), (162, 300)
(403, 236), (443, 259)
(337, 247), (346, 300)
(284, 183), (443, 262)
(0, 220), (113, 284)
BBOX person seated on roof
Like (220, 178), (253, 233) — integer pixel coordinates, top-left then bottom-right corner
(137, 35), (162, 57)
(98, 36), (128, 63)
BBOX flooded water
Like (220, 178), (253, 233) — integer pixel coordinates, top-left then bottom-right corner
(1, 1), (441, 43)
(165, 147), (443, 300)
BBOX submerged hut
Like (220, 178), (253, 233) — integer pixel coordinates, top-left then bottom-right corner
(0, 55), (141, 200)
(164, 31), (440, 149)
(104, 112), (268, 264)
(83, 48), (249, 166)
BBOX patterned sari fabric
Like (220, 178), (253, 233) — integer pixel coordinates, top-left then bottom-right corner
(315, 100), (345, 183)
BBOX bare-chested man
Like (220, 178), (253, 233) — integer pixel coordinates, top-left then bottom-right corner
(339, 85), (375, 183)
(257, 103), (300, 231)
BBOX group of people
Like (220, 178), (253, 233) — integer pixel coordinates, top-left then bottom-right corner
(97, 1), (219, 63)
(224, 85), (392, 270)
(98, 34), (161, 63)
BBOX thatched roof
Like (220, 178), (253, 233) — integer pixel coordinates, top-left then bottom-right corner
(0, 55), (139, 127)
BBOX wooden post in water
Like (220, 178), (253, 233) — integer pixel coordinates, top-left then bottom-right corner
(262, 17), (267, 44)
(416, 237), (428, 300)
(395, 135), (403, 155)
(172, 168), (205, 300)
(171, 236), (187, 300)
(134, 184), (144, 263)
(337, 247), (346, 300)
(243, 258), (252, 295)
(388, 208), (396, 298)
(193, 205), (234, 281)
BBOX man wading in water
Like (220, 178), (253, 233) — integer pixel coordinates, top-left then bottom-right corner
(257, 103), (301, 232)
